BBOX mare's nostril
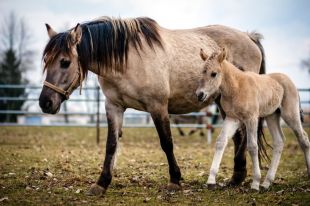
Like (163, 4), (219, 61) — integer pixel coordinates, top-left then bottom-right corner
(45, 100), (52, 109)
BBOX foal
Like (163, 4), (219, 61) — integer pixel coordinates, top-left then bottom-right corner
(196, 48), (310, 191)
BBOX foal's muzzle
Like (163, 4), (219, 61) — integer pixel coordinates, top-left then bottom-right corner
(196, 90), (208, 102)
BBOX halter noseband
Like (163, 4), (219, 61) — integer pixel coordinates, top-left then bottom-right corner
(43, 62), (84, 100)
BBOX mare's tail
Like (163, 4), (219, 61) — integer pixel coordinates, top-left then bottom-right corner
(249, 32), (271, 164)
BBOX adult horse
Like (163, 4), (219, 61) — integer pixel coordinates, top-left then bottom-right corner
(39, 17), (266, 195)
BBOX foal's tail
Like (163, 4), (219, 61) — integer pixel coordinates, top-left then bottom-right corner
(249, 32), (272, 164)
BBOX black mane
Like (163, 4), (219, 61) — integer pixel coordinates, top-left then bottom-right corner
(43, 17), (163, 76)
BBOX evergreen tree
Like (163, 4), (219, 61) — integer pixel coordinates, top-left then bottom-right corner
(0, 12), (34, 122)
(0, 49), (27, 122)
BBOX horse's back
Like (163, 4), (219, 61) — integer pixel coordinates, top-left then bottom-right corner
(268, 73), (299, 103)
(193, 25), (262, 73)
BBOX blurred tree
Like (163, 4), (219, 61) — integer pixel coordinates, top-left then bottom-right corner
(0, 12), (35, 122)
(301, 52), (310, 75)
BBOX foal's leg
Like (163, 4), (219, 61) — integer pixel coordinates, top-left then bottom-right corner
(281, 106), (310, 177)
(150, 106), (182, 190)
(261, 113), (284, 189)
(207, 117), (240, 187)
(215, 98), (247, 185)
(245, 118), (261, 191)
(87, 100), (124, 195)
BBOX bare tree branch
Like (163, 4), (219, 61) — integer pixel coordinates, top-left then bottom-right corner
(0, 11), (35, 75)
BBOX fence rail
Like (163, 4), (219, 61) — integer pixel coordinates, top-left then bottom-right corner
(1, 84), (309, 128)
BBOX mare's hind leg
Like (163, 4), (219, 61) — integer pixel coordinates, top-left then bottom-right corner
(281, 106), (310, 177)
(87, 100), (125, 196)
(261, 112), (284, 189)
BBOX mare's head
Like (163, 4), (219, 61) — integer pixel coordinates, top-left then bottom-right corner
(196, 48), (227, 102)
(39, 24), (84, 114)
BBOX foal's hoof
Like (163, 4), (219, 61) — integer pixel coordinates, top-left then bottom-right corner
(261, 181), (271, 190)
(86, 183), (106, 196)
(259, 186), (269, 193)
(249, 188), (260, 193)
(167, 182), (182, 191)
(207, 184), (217, 190)
(250, 184), (260, 193)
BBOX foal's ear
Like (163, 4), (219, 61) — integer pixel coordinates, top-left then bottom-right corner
(218, 47), (227, 63)
(200, 48), (208, 61)
(45, 23), (57, 39)
(69, 23), (82, 45)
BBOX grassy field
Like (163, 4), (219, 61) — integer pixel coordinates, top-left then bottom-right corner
(0, 126), (310, 205)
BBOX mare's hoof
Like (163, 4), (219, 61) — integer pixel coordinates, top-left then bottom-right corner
(207, 184), (217, 190)
(167, 182), (182, 191)
(228, 170), (247, 186)
(86, 183), (106, 196)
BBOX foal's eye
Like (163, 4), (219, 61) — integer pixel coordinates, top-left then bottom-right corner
(211, 72), (217, 78)
(60, 59), (71, 69)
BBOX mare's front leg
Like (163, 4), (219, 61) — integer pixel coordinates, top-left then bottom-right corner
(245, 118), (261, 191)
(150, 106), (182, 190)
(207, 117), (240, 188)
(87, 100), (124, 196)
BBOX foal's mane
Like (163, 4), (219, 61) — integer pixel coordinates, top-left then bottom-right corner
(43, 17), (163, 77)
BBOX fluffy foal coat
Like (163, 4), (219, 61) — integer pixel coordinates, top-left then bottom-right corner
(196, 48), (310, 190)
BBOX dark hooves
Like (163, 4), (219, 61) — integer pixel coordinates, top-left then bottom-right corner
(86, 183), (106, 196)
(167, 182), (182, 191)
(249, 188), (260, 193)
(259, 186), (269, 193)
(207, 184), (217, 190)
(228, 171), (247, 186)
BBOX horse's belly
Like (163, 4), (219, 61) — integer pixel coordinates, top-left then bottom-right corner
(258, 79), (284, 117)
(167, 95), (214, 114)
(259, 103), (280, 117)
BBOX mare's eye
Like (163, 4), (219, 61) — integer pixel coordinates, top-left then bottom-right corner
(60, 59), (71, 69)
(211, 72), (217, 78)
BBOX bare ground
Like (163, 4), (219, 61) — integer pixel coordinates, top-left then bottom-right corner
(0, 127), (310, 205)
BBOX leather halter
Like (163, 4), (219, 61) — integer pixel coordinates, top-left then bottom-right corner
(43, 62), (83, 100)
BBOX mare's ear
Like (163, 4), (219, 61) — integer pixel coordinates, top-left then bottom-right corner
(218, 47), (227, 63)
(200, 48), (208, 61)
(45, 24), (57, 39)
(69, 23), (82, 45)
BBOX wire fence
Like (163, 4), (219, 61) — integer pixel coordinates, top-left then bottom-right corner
(1, 84), (309, 143)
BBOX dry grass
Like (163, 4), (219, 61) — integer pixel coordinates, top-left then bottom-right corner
(0, 126), (310, 205)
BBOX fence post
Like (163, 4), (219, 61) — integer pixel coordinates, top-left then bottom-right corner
(96, 85), (100, 144)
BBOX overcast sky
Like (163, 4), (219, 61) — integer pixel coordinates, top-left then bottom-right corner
(1, 0), (310, 90)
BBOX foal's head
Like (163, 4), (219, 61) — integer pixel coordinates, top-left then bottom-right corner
(196, 48), (227, 102)
(39, 24), (83, 114)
